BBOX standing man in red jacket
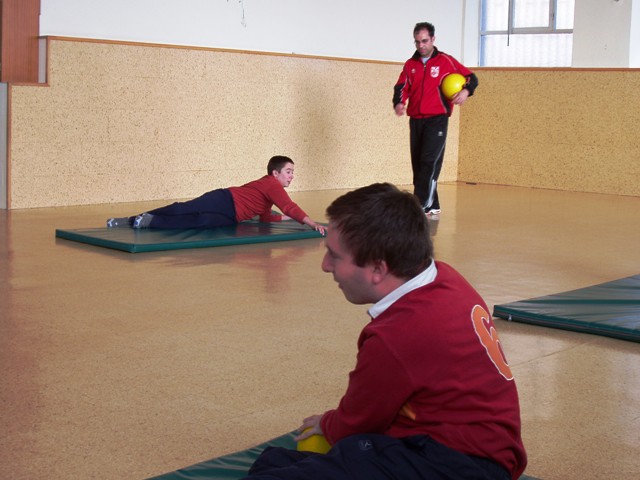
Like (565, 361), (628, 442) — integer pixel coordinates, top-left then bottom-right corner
(394, 22), (478, 217)
(245, 183), (527, 480)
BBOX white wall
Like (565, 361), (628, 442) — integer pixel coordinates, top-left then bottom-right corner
(40, 0), (473, 64)
(463, 0), (480, 67)
(41, 0), (639, 69)
(572, 0), (633, 67)
(631, 0), (640, 67)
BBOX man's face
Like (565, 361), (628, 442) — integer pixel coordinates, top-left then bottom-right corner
(321, 223), (375, 305)
(414, 29), (435, 58)
(273, 162), (295, 187)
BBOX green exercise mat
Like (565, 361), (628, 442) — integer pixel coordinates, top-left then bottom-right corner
(148, 432), (296, 480)
(493, 275), (640, 343)
(148, 431), (541, 480)
(55, 221), (324, 253)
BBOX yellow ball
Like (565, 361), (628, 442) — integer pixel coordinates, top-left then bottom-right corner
(296, 430), (331, 454)
(441, 73), (466, 99)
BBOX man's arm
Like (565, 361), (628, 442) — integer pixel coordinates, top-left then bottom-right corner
(393, 66), (409, 115)
(461, 72), (478, 97)
(319, 334), (414, 444)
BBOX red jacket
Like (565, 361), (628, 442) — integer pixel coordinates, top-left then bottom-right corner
(393, 48), (478, 118)
(320, 262), (526, 479)
(228, 175), (307, 224)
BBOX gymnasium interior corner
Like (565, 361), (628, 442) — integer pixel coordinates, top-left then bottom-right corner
(2, 5), (640, 480)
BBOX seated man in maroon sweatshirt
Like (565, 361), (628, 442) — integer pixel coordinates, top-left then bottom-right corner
(106, 155), (325, 234)
(244, 183), (527, 480)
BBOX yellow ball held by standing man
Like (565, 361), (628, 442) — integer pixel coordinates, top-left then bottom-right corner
(440, 73), (466, 100)
(296, 428), (332, 454)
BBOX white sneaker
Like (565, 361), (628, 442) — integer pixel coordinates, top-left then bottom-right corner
(107, 217), (130, 228)
(132, 213), (153, 229)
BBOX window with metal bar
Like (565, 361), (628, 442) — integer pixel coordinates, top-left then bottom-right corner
(480, 0), (574, 67)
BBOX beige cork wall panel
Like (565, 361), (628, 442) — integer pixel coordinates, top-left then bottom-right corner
(458, 68), (640, 197)
(8, 38), (460, 209)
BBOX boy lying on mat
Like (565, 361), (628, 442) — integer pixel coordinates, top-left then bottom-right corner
(106, 155), (325, 235)
(244, 183), (527, 480)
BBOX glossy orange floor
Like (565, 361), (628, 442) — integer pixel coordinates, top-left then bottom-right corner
(1, 183), (639, 480)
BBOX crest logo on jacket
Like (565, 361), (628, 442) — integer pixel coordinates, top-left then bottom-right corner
(430, 66), (440, 78)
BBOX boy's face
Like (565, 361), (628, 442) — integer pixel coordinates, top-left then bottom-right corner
(273, 162), (295, 187)
(322, 223), (376, 305)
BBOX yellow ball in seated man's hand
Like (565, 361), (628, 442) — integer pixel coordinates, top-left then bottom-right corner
(296, 428), (331, 454)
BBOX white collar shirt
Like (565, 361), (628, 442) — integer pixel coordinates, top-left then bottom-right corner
(368, 261), (437, 319)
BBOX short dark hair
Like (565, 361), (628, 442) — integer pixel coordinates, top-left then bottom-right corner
(326, 183), (433, 279)
(414, 22), (435, 37)
(267, 155), (294, 175)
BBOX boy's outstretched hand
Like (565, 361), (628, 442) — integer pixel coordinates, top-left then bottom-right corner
(311, 223), (326, 236)
(303, 217), (326, 236)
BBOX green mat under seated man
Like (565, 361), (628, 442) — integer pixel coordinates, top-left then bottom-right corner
(493, 274), (640, 343)
(149, 431), (541, 480)
(55, 220), (324, 253)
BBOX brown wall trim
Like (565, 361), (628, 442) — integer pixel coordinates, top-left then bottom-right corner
(1, 0), (41, 83)
(44, 35), (404, 66)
